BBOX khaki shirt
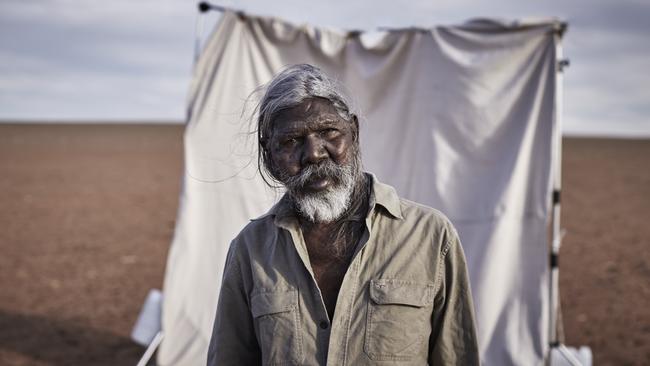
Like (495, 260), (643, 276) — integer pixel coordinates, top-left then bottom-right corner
(207, 174), (479, 365)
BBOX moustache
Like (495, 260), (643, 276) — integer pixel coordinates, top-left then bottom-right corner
(282, 160), (348, 193)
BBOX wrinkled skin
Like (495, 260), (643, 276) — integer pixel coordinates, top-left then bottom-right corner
(267, 98), (358, 192)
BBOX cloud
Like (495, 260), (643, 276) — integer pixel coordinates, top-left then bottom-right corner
(0, 49), (188, 121)
(0, 0), (648, 136)
(561, 23), (650, 137)
(0, 0), (195, 121)
(0, 0), (195, 31)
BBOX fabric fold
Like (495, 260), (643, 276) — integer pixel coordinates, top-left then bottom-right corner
(160, 9), (558, 366)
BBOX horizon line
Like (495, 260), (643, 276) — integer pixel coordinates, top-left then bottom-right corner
(1, 119), (649, 139)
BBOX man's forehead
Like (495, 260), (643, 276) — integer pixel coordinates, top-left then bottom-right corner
(272, 98), (347, 133)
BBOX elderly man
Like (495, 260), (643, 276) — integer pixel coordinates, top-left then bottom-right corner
(207, 64), (479, 365)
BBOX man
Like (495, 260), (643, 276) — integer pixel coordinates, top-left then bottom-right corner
(207, 64), (479, 365)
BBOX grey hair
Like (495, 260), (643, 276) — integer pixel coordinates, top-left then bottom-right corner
(256, 64), (357, 187)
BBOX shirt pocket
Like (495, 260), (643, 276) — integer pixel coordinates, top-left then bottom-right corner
(251, 289), (303, 365)
(364, 279), (435, 361)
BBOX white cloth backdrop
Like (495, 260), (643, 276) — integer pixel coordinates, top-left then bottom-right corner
(159, 10), (560, 366)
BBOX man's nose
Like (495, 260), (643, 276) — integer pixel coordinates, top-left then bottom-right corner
(301, 135), (328, 165)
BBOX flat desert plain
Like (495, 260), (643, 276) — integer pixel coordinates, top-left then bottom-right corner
(0, 124), (648, 365)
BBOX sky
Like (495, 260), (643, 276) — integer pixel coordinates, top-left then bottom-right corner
(0, 0), (649, 137)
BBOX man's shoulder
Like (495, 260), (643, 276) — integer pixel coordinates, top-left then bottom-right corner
(397, 197), (454, 228)
(369, 173), (457, 236)
(390, 198), (462, 259)
(224, 216), (276, 265)
(235, 213), (276, 241)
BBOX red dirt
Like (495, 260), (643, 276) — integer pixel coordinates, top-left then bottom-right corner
(0, 124), (647, 365)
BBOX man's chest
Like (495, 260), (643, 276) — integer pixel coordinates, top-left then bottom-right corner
(310, 258), (349, 319)
(245, 226), (441, 365)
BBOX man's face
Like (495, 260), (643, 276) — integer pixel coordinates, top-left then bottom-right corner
(266, 97), (360, 222)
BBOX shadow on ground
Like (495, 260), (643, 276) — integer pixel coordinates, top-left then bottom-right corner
(0, 310), (144, 366)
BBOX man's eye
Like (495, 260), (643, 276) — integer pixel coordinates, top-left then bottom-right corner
(321, 128), (339, 138)
(281, 138), (300, 146)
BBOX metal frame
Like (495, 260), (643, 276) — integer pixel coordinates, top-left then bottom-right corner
(179, 3), (581, 365)
(194, 2), (227, 63)
(549, 23), (565, 351)
(135, 331), (164, 366)
(548, 23), (583, 366)
(132, 4), (220, 365)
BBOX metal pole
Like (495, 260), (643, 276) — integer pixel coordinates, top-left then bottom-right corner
(198, 1), (227, 13)
(549, 22), (568, 364)
(135, 331), (164, 366)
(194, 2), (209, 63)
(194, 2), (227, 64)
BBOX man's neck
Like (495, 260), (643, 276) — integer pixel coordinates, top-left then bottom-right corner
(297, 173), (370, 260)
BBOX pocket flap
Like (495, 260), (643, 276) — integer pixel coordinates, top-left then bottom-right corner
(251, 289), (297, 317)
(369, 279), (434, 307)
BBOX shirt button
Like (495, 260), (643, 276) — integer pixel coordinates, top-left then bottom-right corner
(319, 320), (329, 329)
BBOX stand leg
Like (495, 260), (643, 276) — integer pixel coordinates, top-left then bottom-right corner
(136, 331), (164, 366)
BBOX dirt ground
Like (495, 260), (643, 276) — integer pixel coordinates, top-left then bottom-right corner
(559, 138), (650, 365)
(0, 124), (648, 365)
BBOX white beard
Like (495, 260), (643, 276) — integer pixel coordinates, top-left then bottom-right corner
(294, 181), (354, 223)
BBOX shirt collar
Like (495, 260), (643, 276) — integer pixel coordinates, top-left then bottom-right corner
(253, 171), (404, 224)
(367, 172), (404, 220)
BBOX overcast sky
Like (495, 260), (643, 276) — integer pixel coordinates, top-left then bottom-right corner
(1, 0), (649, 137)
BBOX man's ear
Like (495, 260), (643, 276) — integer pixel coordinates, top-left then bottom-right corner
(261, 138), (272, 163)
(351, 114), (359, 143)
(261, 138), (278, 177)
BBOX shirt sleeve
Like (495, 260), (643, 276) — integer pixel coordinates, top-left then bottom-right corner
(207, 240), (261, 366)
(428, 225), (480, 365)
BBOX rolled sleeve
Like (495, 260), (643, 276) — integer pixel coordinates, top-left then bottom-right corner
(429, 227), (480, 365)
(207, 241), (261, 366)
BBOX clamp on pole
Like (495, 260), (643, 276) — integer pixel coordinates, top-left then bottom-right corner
(198, 1), (226, 13)
(558, 59), (570, 72)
